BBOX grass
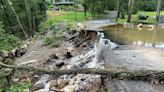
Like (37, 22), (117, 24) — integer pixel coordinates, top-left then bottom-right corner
(40, 11), (92, 47)
(113, 11), (164, 24)
(39, 11), (92, 32)
(43, 34), (63, 48)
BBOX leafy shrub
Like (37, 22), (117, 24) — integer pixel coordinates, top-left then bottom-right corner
(43, 35), (63, 47)
(0, 24), (22, 51)
(143, 0), (156, 11)
(7, 82), (31, 92)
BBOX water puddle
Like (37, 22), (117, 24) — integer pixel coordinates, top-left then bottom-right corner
(103, 24), (164, 48)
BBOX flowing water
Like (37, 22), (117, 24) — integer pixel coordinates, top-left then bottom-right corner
(103, 24), (164, 48)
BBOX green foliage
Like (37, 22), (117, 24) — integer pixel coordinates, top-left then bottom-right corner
(7, 82), (31, 92)
(99, 86), (112, 92)
(114, 11), (164, 24)
(43, 35), (63, 48)
(143, 0), (157, 11)
(0, 0), (47, 38)
(39, 11), (91, 32)
(0, 24), (22, 51)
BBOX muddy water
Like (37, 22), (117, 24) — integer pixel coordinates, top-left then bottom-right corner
(103, 24), (164, 48)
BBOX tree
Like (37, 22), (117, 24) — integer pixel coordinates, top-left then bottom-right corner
(5, 0), (28, 39)
(127, 0), (134, 23)
(156, 0), (162, 22)
(0, 0), (47, 39)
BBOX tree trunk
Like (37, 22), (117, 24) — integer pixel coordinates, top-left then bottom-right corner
(24, 0), (33, 37)
(83, 0), (87, 19)
(116, 0), (120, 22)
(5, 0), (28, 39)
(127, 0), (134, 23)
(156, 0), (162, 22)
(1, 61), (164, 81)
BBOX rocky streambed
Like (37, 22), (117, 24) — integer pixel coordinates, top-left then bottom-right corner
(12, 24), (164, 92)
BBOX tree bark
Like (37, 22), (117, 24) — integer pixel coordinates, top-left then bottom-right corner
(156, 0), (162, 22)
(127, 0), (134, 23)
(116, 0), (120, 22)
(1, 61), (164, 81)
(24, 0), (33, 37)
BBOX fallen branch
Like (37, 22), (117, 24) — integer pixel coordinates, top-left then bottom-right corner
(1, 62), (164, 81)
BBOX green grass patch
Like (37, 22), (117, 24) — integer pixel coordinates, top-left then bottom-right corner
(43, 35), (63, 48)
(39, 11), (92, 32)
(113, 11), (164, 24)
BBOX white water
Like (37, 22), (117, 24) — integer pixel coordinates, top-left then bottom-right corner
(91, 32), (118, 68)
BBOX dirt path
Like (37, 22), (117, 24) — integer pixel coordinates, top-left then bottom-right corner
(15, 36), (72, 66)
(85, 11), (117, 29)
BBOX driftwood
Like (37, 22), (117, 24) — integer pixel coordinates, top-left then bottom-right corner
(1, 61), (164, 81)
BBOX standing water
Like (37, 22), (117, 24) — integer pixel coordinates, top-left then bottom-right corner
(103, 24), (164, 48)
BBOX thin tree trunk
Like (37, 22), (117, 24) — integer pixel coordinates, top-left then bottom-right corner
(127, 0), (132, 23)
(5, 0), (28, 39)
(127, 0), (134, 23)
(156, 0), (162, 22)
(83, 0), (87, 19)
(116, 0), (120, 22)
(24, 0), (33, 37)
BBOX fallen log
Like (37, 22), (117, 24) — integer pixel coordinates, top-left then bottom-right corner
(1, 61), (164, 81)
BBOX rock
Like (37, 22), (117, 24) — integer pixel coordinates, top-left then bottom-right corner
(65, 52), (73, 59)
(21, 44), (28, 49)
(50, 80), (58, 88)
(50, 59), (56, 62)
(34, 74), (50, 91)
(67, 47), (74, 52)
(50, 54), (59, 60)
(12, 78), (20, 83)
(50, 87), (63, 92)
(0, 56), (3, 61)
(50, 79), (69, 90)
(55, 60), (65, 67)
(33, 84), (45, 91)
(63, 86), (75, 92)
(138, 14), (149, 20)
(0, 50), (9, 58)
(57, 79), (69, 89)
(69, 74), (101, 92)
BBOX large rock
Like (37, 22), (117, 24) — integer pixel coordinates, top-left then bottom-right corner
(68, 74), (101, 92)
(50, 79), (69, 90)
(55, 60), (65, 67)
(63, 86), (75, 92)
(33, 84), (45, 91)
(0, 50), (9, 58)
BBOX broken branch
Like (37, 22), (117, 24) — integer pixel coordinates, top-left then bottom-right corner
(1, 61), (164, 81)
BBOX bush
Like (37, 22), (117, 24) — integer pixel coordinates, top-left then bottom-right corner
(143, 0), (156, 11)
(0, 24), (22, 51)
(43, 35), (63, 47)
